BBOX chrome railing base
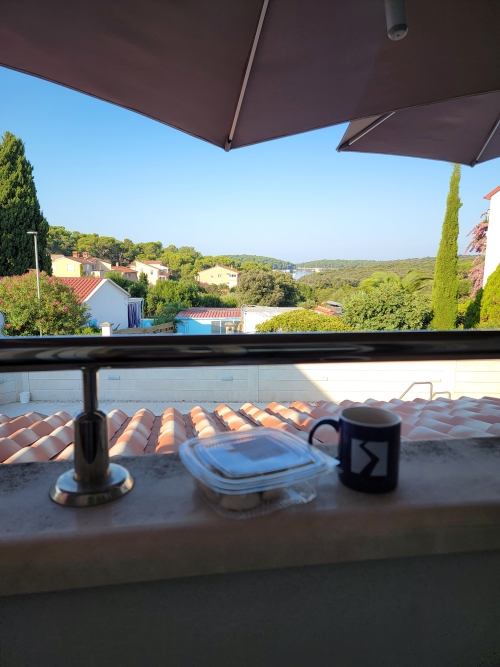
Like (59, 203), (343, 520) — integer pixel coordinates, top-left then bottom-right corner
(50, 463), (134, 508)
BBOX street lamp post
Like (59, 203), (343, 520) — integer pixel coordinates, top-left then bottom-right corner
(27, 231), (42, 336)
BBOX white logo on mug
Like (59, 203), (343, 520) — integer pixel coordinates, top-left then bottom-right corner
(351, 439), (388, 476)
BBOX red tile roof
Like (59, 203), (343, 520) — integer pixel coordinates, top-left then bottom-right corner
(1, 396), (499, 464)
(112, 266), (136, 273)
(60, 277), (104, 302)
(177, 308), (241, 318)
(484, 185), (500, 200)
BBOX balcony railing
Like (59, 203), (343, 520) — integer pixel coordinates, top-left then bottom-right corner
(2, 330), (499, 508)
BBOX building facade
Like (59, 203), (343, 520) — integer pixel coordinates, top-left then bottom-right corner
(197, 265), (241, 288)
(483, 185), (500, 286)
(133, 260), (170, 285)
(176, 308), (241, 334)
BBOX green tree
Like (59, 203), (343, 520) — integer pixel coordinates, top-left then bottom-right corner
(0, 132), (51, 276)
(256, 310), (351, 332)
(0, 272), (89, 336)
(360, 269), (432, 293)
(343, 284), (432, 331)
(431, 164), (461, 329)
(146, 279), (199, 315)
(237, 269), (299, 306)
(104, 271), (134, 292)
(480, 264), (500, 328)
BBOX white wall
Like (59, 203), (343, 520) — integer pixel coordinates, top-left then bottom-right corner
(243, 308), (298, 333)
(86, 281), (129, 330)
(3, 359), (499, 405)
(483, 189), (500, 286)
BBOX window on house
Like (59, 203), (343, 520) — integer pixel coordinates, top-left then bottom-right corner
(211, 320), (222, 334)
(150, 270), (154, 275)
(218, 274), (222, 278)
(67, 264), (75, 271)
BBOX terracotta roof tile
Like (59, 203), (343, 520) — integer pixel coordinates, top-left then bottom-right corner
(1, 396), (499, 465)
(60, 277), (104, 302)
(177, 308), (241, 318)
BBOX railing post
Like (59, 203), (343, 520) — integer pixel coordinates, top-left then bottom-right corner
(50, 367), (134, 507)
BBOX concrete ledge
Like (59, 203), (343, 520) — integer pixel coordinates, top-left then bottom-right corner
(1, 437), (500, 596)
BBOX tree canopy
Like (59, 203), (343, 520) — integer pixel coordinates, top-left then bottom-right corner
(237, 269), (300, 306)
(0, 272), (89, 336)
(0, 131), (51, 276)
(342, 284), (432, 331)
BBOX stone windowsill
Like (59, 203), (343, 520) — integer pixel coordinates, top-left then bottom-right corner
(0, 437), (500, 597)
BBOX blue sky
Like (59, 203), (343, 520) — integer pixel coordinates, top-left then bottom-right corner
(0, 66), (497, 264)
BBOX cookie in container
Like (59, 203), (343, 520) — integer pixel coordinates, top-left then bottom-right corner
(179, 428), (337, 519)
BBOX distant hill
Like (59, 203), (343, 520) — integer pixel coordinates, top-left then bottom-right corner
(298, 255), (474, 290)
(298, 259), (380, 269)
(226, 255), (295, 270)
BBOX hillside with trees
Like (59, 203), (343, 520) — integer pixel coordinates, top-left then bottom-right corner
(225, 255), (294, 270)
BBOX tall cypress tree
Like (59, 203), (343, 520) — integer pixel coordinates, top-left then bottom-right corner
(431, 164), (461, 329)
(0, 131), (51, 276)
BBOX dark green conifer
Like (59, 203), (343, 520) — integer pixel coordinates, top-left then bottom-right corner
(431, 164), (461, 329)
(0, 131), (51, 276)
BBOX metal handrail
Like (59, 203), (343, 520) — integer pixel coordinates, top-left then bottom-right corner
(1, 329), (499, 372)
(399, 381), (435, 400)
(3, 329), (497, 508)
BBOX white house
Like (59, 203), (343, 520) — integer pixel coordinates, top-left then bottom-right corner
(241, 306), (301, 333)
(60, 277), (131, 330)
(176, 308), (241, 334)
(132, 260), (170, 285)
(483, 185), (500, 286)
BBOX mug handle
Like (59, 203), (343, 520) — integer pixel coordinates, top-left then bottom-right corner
(308, 418), (339, 445)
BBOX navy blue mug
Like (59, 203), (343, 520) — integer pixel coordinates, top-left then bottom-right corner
(308, 407), (401, 493)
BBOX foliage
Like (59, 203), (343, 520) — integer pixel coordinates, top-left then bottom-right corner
(359, 269), (432, 294)
(458, 278), (472, 299)
(342, 285), (432, 331)
(226, 255), (294, 270)
(431, 164), (461, 329)
(146, 279), (199, 315)
(465, 212), (488, 297)
(256, 310), (351, 332)
(461, 289), (483, 329)
(104, 271), (134, 291)
(0, 272), (89, 336)
(237, 269), (300, 306)
(298, 259), (378, 269)
(480, 264), (500, 328)
(468, 260), (484, 297)
(0, 132), (51, 276)
(152, 301), (184, 331)
(466, 212), (488, 255)
(129, 281), (148, 299)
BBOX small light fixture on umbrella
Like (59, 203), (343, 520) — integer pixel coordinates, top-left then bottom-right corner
(385, 0), (408, 41)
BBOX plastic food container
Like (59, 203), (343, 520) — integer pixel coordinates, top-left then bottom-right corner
(179, 428), (338, 519)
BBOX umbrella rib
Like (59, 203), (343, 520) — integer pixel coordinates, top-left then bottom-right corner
(337, 112), (395, 152)
(224, 0), (270, 151)
(473, 115), (500, 165)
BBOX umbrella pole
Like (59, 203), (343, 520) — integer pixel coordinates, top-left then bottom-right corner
(384, 0), (408, 41)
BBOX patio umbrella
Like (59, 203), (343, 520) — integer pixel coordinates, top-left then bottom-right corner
(1, 0), (500, 151)
(336, 90), (500, 166)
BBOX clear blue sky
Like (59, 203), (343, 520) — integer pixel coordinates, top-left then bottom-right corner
(0, 66), (497, 264)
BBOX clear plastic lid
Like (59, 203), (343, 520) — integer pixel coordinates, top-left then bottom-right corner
(180, 428), (337, 494)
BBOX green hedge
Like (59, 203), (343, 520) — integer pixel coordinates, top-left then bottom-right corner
(255, 310), (351, 332)
(480, 264), (500, 328)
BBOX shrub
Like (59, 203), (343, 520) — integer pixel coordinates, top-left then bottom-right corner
(342, 285), (432, 331)
(462, 289), (482, 329)
(480, 264), (500, 328)
(255, 310), (351, 332)
(0, 272), (89, 336)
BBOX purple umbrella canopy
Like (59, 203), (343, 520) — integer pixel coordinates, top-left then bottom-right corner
(337, 91), (500, 166)
(1, 0), (500, 151)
